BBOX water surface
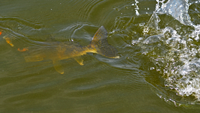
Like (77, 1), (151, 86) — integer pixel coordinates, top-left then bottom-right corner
(1, 0), (200, 113)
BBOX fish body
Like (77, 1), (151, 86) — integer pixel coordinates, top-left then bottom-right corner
(4, 26), (119, 74)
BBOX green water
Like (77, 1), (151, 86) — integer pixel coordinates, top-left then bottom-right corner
(1, 0), (200, 113)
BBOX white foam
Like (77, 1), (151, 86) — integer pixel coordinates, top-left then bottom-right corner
(135, 0), (200, 101)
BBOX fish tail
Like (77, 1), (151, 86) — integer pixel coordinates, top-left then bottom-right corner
(90, 26), (119, 58)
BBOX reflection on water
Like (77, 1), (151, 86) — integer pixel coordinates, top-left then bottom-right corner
(2, 0), (200, 112)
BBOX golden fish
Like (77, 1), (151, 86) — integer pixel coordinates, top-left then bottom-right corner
(4, 26), (119, 74)
(3, 36), (14, 47)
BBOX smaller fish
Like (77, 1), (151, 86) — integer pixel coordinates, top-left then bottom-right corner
(18, 48), (28, 52)
(3, 36), (14, 47)
(4, 26), (119, 74)
(0, 31), (2, 35)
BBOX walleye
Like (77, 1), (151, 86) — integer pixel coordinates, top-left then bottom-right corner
(3, 26), (119, 74)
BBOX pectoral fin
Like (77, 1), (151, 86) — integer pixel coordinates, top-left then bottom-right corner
(74, 57), (84, 65)
(53, 60), (64, 74)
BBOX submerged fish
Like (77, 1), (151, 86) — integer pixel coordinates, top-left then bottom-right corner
(3, 36), (14, 47)
(4, 26), (119, 74)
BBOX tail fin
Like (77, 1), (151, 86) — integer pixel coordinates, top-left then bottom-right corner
(91, 26), (119, 58)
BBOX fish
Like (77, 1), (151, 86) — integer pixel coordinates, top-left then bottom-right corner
(3, 36), (14, 47)
(3, 26), (119, 74)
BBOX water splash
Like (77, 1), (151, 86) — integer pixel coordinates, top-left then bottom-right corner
(134, 0), (140, 16)
(133, 0), (200, 103)
(156, 0), (194, 26)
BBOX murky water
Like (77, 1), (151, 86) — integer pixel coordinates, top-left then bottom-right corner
(1, 0), (200, 112)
